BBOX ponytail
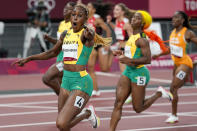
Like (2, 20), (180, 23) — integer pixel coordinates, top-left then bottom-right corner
(144, 30), (169, 53)
(94, 33), (112, 46)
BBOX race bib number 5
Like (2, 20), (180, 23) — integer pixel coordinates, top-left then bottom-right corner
(137, 76), (146, 86)
(74, 96), (85, 109)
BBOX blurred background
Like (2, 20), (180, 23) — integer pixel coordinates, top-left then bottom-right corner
(0, 0), (197, 85)
(0, 0), (197, 58)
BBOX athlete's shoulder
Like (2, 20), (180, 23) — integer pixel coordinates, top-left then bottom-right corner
(123, 18), (129, 23)
(59, 20), (65, 26)
(94, 14), (100, 19)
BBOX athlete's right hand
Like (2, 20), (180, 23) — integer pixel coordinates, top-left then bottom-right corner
(84, 26), (95, 41)
(12, 58), (29, 67)
(43, 33), (50, 41)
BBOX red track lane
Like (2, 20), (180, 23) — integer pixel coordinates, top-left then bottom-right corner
(0, 88), (197, 131)
(0, 70), (196, 131)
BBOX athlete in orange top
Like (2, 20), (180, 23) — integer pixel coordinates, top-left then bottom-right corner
(153, 11), (197, 123)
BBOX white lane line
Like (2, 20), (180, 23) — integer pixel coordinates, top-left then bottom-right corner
(0, 95), (197, 110)
(150, 78), (171, 83)
(1, 106), (196, 118)
(0, 91), (197, 105)
(0, 110), (57, 117)
(0, 92), (55, 98)
(0, 100), (57, 106)
(96, 71), (119, 77)
(97, 109), (169, 115)
(90, 97), (115, 101)
(90, 93), (197, 101)
(0, 109), (196, 128)
(119, 124), (197, 131)
(96, 108), (197, 117)
(0, 114), (166, 128)
(0, 86), (196, 99)
(0, 121), (56, 128)
(0, 105), (56, 109)
(95, 101), (197, 110)
(0, 114), (196, 129)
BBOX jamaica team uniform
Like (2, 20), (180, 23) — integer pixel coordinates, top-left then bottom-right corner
(123, 32), (150, 85)
(61, 28), (94, 96)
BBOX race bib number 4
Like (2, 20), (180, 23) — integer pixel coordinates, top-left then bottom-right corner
(170, 44), (183, 57)
(137, 76), (146, 86)
(74, 96), (85, 109)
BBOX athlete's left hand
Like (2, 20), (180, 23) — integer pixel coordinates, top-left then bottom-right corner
(118, 55), (131, 64)
(119, 55), (135, 66)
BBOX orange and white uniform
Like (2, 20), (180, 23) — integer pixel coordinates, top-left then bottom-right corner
(169, 27), (193, 68)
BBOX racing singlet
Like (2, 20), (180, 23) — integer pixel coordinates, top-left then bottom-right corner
(169, 27), (193, 68)
(114, 18), (128, 41)
(62, 28), (93, 65)
(56, 21), (72, 62)
(124, 32), (147, 69)
(87, 14), (100, 31)
(57, 21), (72, 39)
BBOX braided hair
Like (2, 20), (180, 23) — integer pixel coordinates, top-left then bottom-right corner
(75, 4), (89, 19)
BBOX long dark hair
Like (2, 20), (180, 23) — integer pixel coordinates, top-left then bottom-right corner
(90, 0), (112, 21)
(177, 11), (192, 29)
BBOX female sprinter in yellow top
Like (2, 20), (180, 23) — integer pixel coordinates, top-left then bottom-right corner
(42, 2), (76, 95)
(109, 10), (173, 131)
(13, 4), (111, 130)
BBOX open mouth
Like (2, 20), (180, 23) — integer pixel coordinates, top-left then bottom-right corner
(72, 22), (77, 27)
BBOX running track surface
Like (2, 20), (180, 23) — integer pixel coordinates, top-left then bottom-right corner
(0, 70), (197, 131)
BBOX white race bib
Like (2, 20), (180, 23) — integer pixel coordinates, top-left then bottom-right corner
(55, 62), (64, 72)
(176, 70), (186, 80)
(137, 76), (146, 86)
(170, 44), (183, 57)
(124, 46), (132, 58)
(62, 44), (78, 60)
(74, 96), (84, 108)
(57, 32), (61, 39)
(115, 27), (124, 40)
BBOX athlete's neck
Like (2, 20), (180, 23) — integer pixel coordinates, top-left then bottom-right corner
(116, 16), (124, 22)
(73, 26), (84, 33)
(64, 18), (70, 23)
(89, 13), (94, 19)
(175, 25), (184, 33)
(133, 28), (141, 35)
